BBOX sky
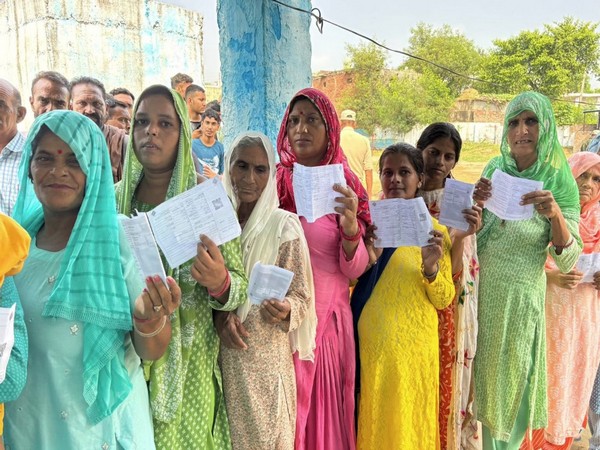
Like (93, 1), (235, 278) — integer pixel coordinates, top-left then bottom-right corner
(164, 0), (599, 87)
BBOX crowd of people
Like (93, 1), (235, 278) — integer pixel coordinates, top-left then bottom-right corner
(0, 68), (599, 450)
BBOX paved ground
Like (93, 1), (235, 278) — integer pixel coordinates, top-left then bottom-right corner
(573, 426), (591, 450)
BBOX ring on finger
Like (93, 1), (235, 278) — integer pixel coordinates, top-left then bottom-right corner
(153, 305), (163, 312)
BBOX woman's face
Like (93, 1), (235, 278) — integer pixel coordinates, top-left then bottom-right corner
(422, 136), (457, 185)
(30, 131), (86, 214)
(286, 99), (328, 167)
(507, 110), (539, 164)
(380, 153), (422, 199)
(576, 164), (600, 206)
(229, 144), (270, 207)
(133, 94), (180, 172)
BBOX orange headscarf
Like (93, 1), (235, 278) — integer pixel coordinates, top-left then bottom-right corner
(569, 152), (600, 254)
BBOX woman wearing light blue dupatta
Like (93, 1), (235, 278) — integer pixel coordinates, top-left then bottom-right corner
(3, 110), (181, 449)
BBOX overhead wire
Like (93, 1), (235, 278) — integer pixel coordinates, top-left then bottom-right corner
(271, 0), (599, 107)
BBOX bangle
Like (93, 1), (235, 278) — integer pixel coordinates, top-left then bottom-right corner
(340, 226), (361, 242)
(133, 315), (159, 324)
(422, 263), (439, 280)
(553, 236), (574, 252)
(133, 316), (167, 338)
(208, 270), (231, 298)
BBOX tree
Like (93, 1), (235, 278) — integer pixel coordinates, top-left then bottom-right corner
(402, 23), (483, 96)
(480, 17), (600, 98)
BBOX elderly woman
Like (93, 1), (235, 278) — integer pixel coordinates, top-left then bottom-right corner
(116, 85), (247, 450)
(215, 132), (316, 450)
(522, 151), (600, 449)
(416, 122), (481, 449)
(473, 91), (582, 449)
(4, 110), (181, 449)
(353, 143), (455, 449)
(276, 88), (371, 450)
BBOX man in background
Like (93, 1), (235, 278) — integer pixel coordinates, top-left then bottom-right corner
(70, 76), (128, 182)
(106, 96), (131, 134)
(340, 109), (373, 198)
(192, 109), (224, 179)
(185, 84), (206, 137)
(29, 71), (70, 118)
(0, 79), (27, 215)
(170, 73), (193, 99)
(109, 87), (135, 115)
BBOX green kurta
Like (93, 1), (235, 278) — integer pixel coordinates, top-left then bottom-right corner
(475, 210), (580, 441)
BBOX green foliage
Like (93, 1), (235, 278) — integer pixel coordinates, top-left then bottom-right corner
(480, 17), (600, 98)
(339, 43), (453, 134)
(402, 23), (483, 96)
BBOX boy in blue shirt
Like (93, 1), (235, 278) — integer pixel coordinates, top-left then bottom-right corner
(192, 108), (224, 178)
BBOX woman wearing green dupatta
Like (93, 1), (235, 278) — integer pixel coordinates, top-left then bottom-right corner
(4, 110), (181, 449)
(473, 91), (582, 449)
(116, 85), (247, 450)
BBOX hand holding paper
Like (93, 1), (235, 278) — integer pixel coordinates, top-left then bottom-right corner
(438, 179), (475, 231)
(293, 163), (346, 222)
(369, 197), (433, 248)
(485, 170), (543, 220)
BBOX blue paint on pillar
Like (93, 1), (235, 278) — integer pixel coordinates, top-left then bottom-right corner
(217, 0), (312, 151)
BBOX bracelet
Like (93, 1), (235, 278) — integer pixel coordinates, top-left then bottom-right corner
(422, 263), (440, 280)
(552, 236), (574, 251)
(133, 315), (158, 323)
(133, 316), (167, 338)
(340, 226), (361, 242)
(208, 270), (231, 298)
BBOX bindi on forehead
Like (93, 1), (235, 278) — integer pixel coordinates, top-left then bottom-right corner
(57, 149), (63, 155)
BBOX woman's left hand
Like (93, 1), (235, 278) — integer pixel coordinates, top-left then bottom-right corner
(191, 235), (228, 292)
(333, 183), (359, 237)
(260, 299), (291, 324)
(593, 271), (600, 291)
(421, 230), (444, 273)
(454, 205), (483, 239)
(134, 276), (181, 320)
(521, 190), (560, 219)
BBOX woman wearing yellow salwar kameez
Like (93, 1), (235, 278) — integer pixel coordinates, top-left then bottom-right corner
(354, 143), (455, 449)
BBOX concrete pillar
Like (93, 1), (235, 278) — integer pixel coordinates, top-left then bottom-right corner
(217, 0), (312, 150)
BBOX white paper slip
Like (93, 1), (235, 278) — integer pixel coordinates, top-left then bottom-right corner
(486, 170), (544, 221)
(146, 178), (241, 268)
(248, 262), (295, 305)
(439, 179), (475, 232)
(575, 253), (600, 283)
(119, 214), (167, 284)
(370, 197), (433, 248)
(0, 303), (16, 384)
(292, 163), (346, 223)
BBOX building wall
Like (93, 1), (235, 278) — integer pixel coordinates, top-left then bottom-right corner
(0, 0), (203, 128)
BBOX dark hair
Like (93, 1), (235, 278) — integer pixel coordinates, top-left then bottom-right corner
(206, 100), (220, 114)
(201, 108), (221, 124)
(184, 84), (205, 99)
(416, 122), (462, 162)
(105, 95), (128, 117)
(170, 73), (193, 89)
(31, 71), (70, 93)
(28, 124), (53, 179)
(379, 142), (424, 175)
(70, 76), (106, 98)
(109, 87), (135, 101)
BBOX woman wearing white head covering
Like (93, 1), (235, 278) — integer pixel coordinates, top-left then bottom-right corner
(215, 132), (316, 450)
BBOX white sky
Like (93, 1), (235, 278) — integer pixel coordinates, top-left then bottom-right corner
(164, 0), (599, 87)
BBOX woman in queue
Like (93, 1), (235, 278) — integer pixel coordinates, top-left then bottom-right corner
(116, 85), (248, 450)
(353, 143), (454, 449)
(215, 132), (316, 449)
(276, 88), (370, 450)
(417, 123), (481, 448)
(4, 110), (181, 449)
(524, 151), (600, 449)
(0, 214), (30, 450)
(473, 91), (582, 449)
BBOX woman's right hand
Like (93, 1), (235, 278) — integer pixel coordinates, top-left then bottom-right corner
(365, 224), (383, 267)
(214, 311), (249, 350)
(473, 177), (492, 205)
(546, 268), (583, 290)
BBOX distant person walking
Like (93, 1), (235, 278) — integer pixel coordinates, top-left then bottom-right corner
(340, 110), (373, 198)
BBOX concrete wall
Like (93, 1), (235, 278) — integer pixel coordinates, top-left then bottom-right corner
(0, 0), (203, 129)
(218, 0), (312, 150)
